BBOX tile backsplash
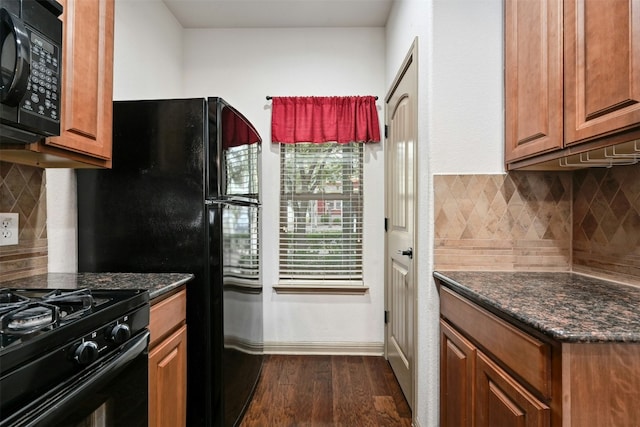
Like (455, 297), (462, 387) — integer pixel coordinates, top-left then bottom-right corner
(434, 165), (640, 285)
(573, 165), (640, 285)
(434, 172), (572, 271)
(0, 161), (48, 282)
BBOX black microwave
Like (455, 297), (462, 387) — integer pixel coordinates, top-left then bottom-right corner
(0, 0), (62, 145)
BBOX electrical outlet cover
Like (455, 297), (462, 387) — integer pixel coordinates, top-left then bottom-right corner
(0, 213), (19, 246)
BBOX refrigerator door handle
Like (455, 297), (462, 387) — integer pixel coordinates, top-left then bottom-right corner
(205, 198), (261, 207)
(205, 200), (225, 206)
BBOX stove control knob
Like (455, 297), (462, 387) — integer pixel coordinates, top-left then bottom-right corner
(74, 341), (99, 366)
(109, 323), (131, 344)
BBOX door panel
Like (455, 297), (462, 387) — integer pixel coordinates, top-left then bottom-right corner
(385, 40), (417, 411)
(388, 259), (411, 376)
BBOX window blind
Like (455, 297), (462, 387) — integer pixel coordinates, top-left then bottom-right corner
(279, 142), (363, 283)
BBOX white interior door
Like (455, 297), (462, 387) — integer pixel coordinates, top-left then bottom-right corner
(385, 40), (418, 412)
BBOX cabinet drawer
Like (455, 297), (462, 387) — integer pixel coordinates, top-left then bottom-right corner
(149, 289), (187, 348)
(440, 287), (551, 398)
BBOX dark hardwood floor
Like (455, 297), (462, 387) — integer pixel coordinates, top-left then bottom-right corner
(240, 355), (412, 427)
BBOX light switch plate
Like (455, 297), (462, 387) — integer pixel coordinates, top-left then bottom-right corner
(0, 213), (19, 246)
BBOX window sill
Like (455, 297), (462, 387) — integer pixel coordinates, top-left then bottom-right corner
(273, 284), (370, 295)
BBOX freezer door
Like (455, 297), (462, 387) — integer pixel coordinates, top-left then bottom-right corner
(207, 98), (262, 200)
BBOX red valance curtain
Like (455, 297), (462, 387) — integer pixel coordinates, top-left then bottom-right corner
(271, 96), (380, 144)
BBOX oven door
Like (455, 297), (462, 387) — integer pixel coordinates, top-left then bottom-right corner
(1, 330), (149, 427)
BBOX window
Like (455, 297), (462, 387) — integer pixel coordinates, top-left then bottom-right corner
(278, 142), (364, 288)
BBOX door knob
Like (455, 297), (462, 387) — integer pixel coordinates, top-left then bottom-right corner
(398, 247), (413, 259)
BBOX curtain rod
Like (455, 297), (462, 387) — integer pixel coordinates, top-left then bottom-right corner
(266, 96), (378, 100)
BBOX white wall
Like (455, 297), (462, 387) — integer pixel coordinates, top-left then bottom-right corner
(385, 1), (503, 426)
(182, 27), (387, 351)
(112, 0), (184, 100)
(46, 0), (185, 272)
(431, 0), (504, 174)
(46, 169), (77, 272)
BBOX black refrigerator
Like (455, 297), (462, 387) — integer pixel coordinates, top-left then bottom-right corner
(76, 98), (263, 427)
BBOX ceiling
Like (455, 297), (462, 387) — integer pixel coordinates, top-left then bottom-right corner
(161, 0), (395, 29)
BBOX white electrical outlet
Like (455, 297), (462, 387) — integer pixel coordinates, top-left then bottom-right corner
(0, 213), (19, 246)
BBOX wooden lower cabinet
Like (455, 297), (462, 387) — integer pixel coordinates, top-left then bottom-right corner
(149, 288), (187, 427)
(440, 320), (475, 427)
(475, 352), (549, 427)
(149, 324), (187, 427)
(440, 319), (549, 427)
(439, 286), (554, 426)
(439, 285), (640, 427)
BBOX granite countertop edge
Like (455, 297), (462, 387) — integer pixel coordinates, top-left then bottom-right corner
(433, 270), (640, 344)
(0, 272), (195, 301)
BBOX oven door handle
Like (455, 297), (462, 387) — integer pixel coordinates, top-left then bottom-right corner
(2, 330), (150, 427)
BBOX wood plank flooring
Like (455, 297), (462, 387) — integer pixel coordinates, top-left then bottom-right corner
(240, 355), (412, 427)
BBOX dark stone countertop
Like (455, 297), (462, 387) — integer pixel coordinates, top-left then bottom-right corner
(434, 270), (640, 344)
(1, 272), (194, 300)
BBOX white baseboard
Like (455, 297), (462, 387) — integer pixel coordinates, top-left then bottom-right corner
(263, 341), (384, 356)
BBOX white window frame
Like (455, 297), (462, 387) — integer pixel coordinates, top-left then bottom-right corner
(275, 142), (368, 294)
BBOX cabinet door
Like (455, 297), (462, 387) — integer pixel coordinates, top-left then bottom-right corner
(564, 0), (640, 144)
(46, 0), (114, 164)
(440, 321), (475, 427)
(475, 352), (549, 427)
(505, 0), (564, 162)
(149, 324), (187, 427)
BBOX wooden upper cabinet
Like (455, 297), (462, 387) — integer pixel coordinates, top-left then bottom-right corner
(505, 0), (564, 162)
(506, 0), (640, 168)
(563, 0), (640, 144)
(45, 0), (114, 167)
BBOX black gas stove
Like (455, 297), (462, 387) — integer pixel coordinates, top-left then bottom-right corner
(0, 287), (150, 426)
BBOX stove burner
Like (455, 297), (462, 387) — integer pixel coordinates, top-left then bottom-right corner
(42, 289), (95, 320)
(0, 290), (31, 317)
(0, 290), (30, 304)
(0, 288), (97, 342)
(3, 303), (58, 334)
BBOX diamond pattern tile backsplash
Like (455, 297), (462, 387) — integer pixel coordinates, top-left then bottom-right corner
(434, 166), (640, 284)
(434, 172), (573, 271)
(573, 165), (640, 284)
(0, 161), (48, 282)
